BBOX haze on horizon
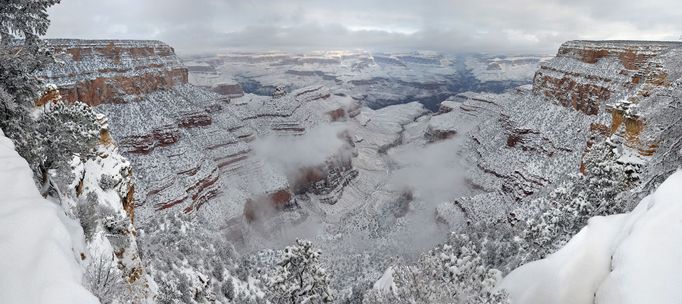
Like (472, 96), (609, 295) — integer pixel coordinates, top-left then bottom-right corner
(46, 0), (682, 54)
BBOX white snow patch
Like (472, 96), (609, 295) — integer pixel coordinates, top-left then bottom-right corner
(501, 170), (682, 304)
(373, 266), (397, 294)
(0, 129), (99, 304)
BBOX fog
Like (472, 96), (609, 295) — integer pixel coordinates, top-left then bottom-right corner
(252, 122), (351, 180)
(388, 138), (466, 204)
(244, 119), (468, 271)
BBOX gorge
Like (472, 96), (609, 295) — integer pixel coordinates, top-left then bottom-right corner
(23, 37), (681, 303)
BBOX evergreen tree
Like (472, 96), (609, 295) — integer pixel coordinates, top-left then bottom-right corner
(0, 0), (60, 168)
(0, 0), (59, 104)
(0, 0), (103, 196)
(363, 231), (510, 304)
(269, 239), (334, 304)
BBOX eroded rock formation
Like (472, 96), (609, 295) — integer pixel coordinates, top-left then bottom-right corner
(38, 39), (188, 106)
(533, 40), (674, 115)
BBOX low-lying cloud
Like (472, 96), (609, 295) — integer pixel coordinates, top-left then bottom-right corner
(252, 122), (351, 178)
(388, 138), (466, 204)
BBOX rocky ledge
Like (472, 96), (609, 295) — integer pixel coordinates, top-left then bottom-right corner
(38, 39), (188, 106)
(533, 40), (678, 115)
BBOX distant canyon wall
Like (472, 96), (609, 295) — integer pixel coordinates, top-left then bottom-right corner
(39, 39), (188, 106)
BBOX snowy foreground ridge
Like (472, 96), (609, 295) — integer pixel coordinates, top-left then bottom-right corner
(501, 170), (682, 304)
(0, 129), (98, 304)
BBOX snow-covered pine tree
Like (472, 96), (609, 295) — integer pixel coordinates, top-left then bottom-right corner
(269, 239), (334, 304)
(0, 0), (61, 44)
(0, 0), (60, 104)
(0, 0), (104, 196)
(0, 0), (59, 165)
(520, 139), (640, 260)
(363, 230), (510, 304)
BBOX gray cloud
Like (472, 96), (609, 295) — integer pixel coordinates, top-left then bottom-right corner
(46, 0), (682, 54)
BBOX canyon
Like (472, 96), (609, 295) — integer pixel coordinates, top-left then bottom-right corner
(182, 51), (551, 111)
(32, 38), (682, 302)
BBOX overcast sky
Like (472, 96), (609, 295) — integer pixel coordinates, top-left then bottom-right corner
(45, 0), (682, 54)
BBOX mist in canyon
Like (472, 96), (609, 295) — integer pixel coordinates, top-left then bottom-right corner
(2, 1), (682, 304)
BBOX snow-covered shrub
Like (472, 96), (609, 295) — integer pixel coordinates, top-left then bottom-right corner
(29, 100), (101, 196)
(76, 192), (107, 242)
(84, 252), (126, 304)
(268, 239), (335, 304)
(34, 101), (101, 169)
(363, 230), (510, 304)
(0, 87), (102, 197)
(142, 214), (264, 303)
(521, 140), (641, 260)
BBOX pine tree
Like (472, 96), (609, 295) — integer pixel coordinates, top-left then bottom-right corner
(0, 0), (104, 197)
(0, 0), (60, 106)
(269, 239), (334, 304)
(0, 0), (60, 169)
(363, 231), (510, 304)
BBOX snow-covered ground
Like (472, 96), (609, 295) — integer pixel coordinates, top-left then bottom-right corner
(0, 129), (98, 304)
(501, 170), (682, 304)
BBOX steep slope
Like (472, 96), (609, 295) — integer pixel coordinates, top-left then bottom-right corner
(365, 40), (682, 304)
(495, 41), (682, 304)
(39, 39), (187, 105)
(0, 129), (99, 304)
(38, 40), (369, 300)
(39, 40), (360, 227)
(432, 40), (682, 226)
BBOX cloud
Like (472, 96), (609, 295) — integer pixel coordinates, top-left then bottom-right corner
(46, 0), (682, 54)
(387, 138), (466, 204)
(252, 122), (351, 179)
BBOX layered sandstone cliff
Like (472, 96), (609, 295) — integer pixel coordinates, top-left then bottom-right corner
(39, 40), (361, 231)
(533, 40), (676, 115)
(38, 39), (188, 106)
(431, 40), (682, 227)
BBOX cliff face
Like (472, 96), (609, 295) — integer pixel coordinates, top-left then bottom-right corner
(39, 40), (360, 231)
(528, 40), (682, 173)
(533, 40), (675, 115)
(32, 39), (682, 299)
(430, 40), (682, 226)
(38, 39), (188, 106)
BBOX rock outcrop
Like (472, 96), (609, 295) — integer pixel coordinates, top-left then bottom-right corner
(533, 40), (676, 115)
(432, 40), (682, 225)
(38, 39), (188, 106)
(39, 40), (364, 229)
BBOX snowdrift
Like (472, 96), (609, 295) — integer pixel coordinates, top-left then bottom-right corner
(0, 129), (98, 304)
(501, 170), (682, 304)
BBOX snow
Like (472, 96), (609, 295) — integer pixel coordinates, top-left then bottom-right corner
(500, 170), (682, 304)
(373, 266), (397, 294)
(0, 129), (99, 304)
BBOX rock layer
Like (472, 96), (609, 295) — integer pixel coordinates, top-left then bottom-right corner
(533, 40), (677, 115)
(38, 39), (188, 106)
